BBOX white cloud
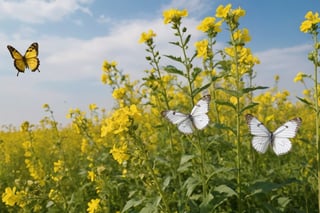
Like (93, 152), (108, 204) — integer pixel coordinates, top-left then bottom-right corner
(254, 44), (312, 96)
(96, 14), (111, 24)
(0, 0), (93, 23)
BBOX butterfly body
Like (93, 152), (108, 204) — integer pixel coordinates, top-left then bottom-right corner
(245, 114), (302, 155)
(162, 95), (211, 134)
(7, 42), (40, 76)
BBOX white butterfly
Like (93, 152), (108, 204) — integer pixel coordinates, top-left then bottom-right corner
(161, 95), (211, 134)
(245, 114), (302, 155)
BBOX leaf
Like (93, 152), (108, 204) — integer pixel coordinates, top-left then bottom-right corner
(178, 155), (194, 173)
(215, 100), (236, 111)
(216, 87), (240, 97)
(192, 82), (211, 97)
(214, 184), (237, 198)
(278, 196), (291, 209)
(184, 176), (201, 197)
(191, 67), (202, 81)
(240, 102), (259, 113)
(180, 154), (195, 165)
(242, 86), (268, 94)
(213, 122), (236, 135)
(162, 176), (171, 190)
(163, 65), (184, 76)
(184, 34), (191, 47)
(296, 96), (314, 108)
(122, 198), (144, 212)
(168, 41), (180, 47)
(164, 55), (183, 63)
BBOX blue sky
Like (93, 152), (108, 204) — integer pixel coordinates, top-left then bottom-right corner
(0, 0), (319, 126)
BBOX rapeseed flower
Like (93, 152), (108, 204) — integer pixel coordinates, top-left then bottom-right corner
(110, 144), (130, 164)
(163, 8), (188, 24)
(102, 60), (117, 73)
(2, 187), (18, 206)
(232, 28), (251, 43)
(112, 88), (126, 100)
(216, 4), (232, 19)
(87, 198), (101, 213)
(53, 160), (64, 173)
(197, 17), (222, 33)
(194, 39), (209, 59)
(139, 29), (156, 43)
(294, 72), (306, 83)
(300, 11), (320, 33)
(87, 171), (95, 182)
(101, 104), (141, 137)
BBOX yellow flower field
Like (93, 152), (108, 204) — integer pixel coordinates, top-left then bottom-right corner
(1, 4), (320, 212)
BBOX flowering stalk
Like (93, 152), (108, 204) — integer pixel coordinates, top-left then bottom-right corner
(139, 30), (170, 109)
(300, 11), (320, 211)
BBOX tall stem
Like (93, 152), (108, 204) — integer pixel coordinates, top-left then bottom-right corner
(313, 31), (320, 213)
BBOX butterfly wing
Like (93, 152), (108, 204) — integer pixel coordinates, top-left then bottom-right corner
(24, 42), (40, 72)
(161, 110), (193, 134)
(190, 95), (211, 130)
(272, 117), (302, 155)
(7, 45), (26, 75)
(245, 114), (272, 154)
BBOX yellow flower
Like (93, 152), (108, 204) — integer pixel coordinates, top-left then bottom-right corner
(274, 75), (280, 81)
(233, 28), (251, 43)
(112, 88), (126, 100)
(294, 72), (305, 82)
(87, 171), (95, 182)
(42, 103), (49, 109)
(2, 187), (18, 206)
(232, 7), (246, 22)
(197, 17), (222, 33)
(216, 4), (232, 19)
(230, 96), (238, 105)
(110, 144), (130, 164)
(163, 8), (188, 24)
(303, 89), (311, 96)
(194, 39), (209, 59)
(53, 160), (64, 173)
(87, 198), (101, 213)
(102, 60), (117, 72)
(89, 104), (98, 111)
(139, 29), (157, 43)
(101, 104), (141, 137)
(300, 11), (320, 33)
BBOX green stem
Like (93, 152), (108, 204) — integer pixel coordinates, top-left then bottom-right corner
(232, 36), (242, 213)
(133, 133), (171, 212)
(312, 31), (320, 213)
(176, 25), (194, 104)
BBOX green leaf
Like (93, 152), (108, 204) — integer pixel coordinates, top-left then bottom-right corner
(214, 184), (237, 197)
(164, 55), (183, 63)
(122, 198), (144, 212)
(184, 176), (201, 197)
(192, 82), (211, 97)
(180, 154), (195, 165)
(191, 67), (202, 81)
(184, 34), (191, 46)
(240, 102), (259, 113)
(297, 96), (314, 108)
(178, 155), (194, 173)
(168, 41), (180, 47)
(216, 87), (240, 97)
(242, 86), (268, 94)
(163, 65), (184, 76)
(213, 122), (236, 135)
(278, 196), (291, 209)
(215, 100), (236, 111)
